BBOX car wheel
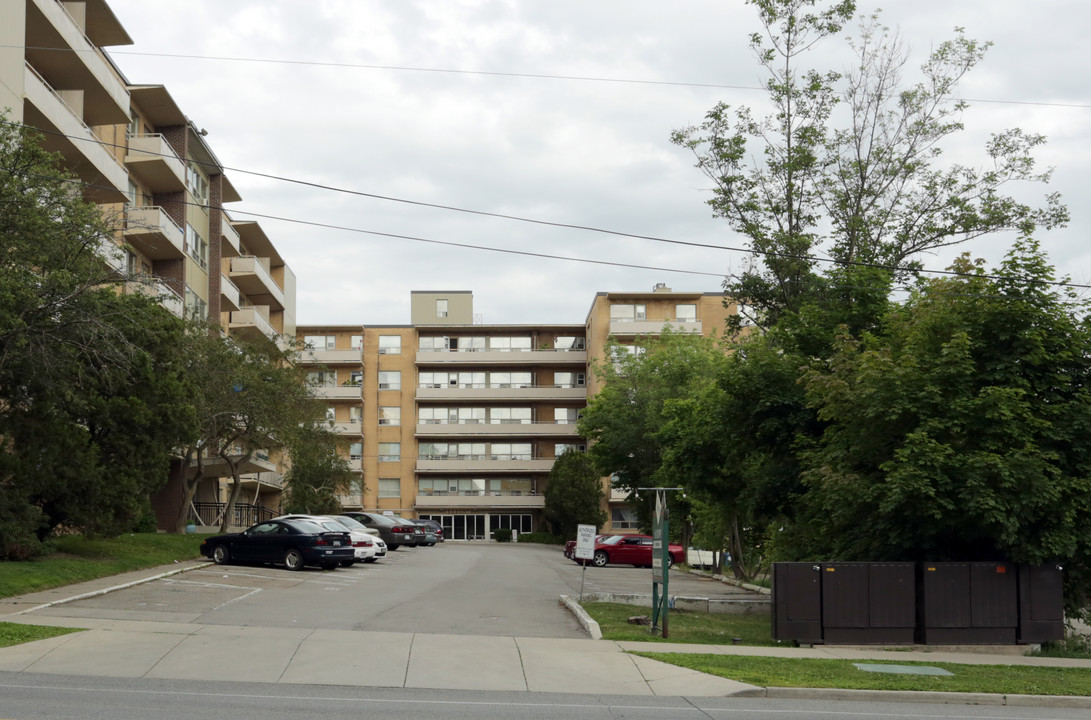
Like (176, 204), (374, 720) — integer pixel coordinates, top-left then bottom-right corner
(211, 544), (230, 565)
(388, 544), (399, 550)
(340, 559), (356, 567)
(283, 548), (305, 571)
(427, 542), (436, 547)
(592, 550), (609, 568)
(665, 555), (675, 569)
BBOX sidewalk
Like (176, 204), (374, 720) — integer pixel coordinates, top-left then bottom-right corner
(1, 562), (1089, 706)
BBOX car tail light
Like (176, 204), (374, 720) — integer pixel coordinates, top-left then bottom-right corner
(315, 537), (329, 546)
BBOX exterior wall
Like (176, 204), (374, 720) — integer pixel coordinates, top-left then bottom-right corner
(410, 290), (474, 325)
(0, 1), (27, 119)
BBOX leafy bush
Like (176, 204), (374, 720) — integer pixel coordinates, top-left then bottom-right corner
(517, 531), (565, 545)
(491, 529), (513, 542)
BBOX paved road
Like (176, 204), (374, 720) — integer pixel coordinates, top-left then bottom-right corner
(23, 542), (755, 637)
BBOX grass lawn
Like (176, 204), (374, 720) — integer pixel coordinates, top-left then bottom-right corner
(632, 653), (1091, 696)
(0, 533), (205, 599)
(0, 622), (83, 649)
(582, 601), (779, 645)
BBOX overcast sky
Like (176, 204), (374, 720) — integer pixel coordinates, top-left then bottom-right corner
(103, 0), (1091, 327)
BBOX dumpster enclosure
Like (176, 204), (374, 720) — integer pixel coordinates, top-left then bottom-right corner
(773, 562), (1064, 645)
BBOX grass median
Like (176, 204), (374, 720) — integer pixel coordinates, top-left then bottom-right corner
(0, 532), (205, 648)
(582, 601), (1091, 696)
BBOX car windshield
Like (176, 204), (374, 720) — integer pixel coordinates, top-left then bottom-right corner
(318, 520), (348, 532)
(287, 519), (325, 534)
(333, 516), (367, 531)
(600, 535), (625, 546)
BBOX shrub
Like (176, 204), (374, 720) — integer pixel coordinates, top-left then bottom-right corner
(491, 529), (513, 542)
(517, 531), (565, 545)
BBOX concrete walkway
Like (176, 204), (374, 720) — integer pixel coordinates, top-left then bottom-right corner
(1, 561), (1089, 706)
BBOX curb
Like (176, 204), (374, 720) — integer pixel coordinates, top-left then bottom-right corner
(559, 595), (602, 640)
(739, 686), (1091, 709)
(10, 561), (213, 616)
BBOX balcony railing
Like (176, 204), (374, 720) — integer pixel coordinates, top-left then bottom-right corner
(189, 502), (278, 528)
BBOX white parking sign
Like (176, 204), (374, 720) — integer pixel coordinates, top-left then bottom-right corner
(575, 524), (597, 560)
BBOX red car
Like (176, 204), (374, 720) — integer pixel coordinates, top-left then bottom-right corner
(582, 534), (685, 568)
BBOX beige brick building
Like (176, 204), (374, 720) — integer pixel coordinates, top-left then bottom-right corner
(298, 286), (734, 540)
(2, 0), (296, 529)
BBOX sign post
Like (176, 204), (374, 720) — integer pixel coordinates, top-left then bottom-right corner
(575, 524), (596, 602)
(651, 490), (669, 638)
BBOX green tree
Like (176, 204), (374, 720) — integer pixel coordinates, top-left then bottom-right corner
(0, 120), (197, 555)
(671, 0), (1066, 332)
(793, 240), (1091, 609)
(282, 424), (354, 515)
(543, 449), (606, 539)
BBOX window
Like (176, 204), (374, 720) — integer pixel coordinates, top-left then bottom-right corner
(491, 443), (531, 460)
(325, 407), (336, 423)
(419, 442), (449, 459)
(348, 370), (363, 386)
(378, 407), (401, 426)
(378, 371), (400, 390)
(418, 407), (445, 424)
(186, 162), (209, 205)
(610, 304), (645, 322)
(457, 407), (485, 424)
(676, 304), (697, 322)
(487, 336), (532, 351)
(611, 507), (638, 529)
(307, 370), (336, 387)
(349, 442), (363, 461)
(185, 224), (207, 269)
(418, 371), (451, 388)
(489, 371), (531, 388)
(303, 335), (336, 350)
(349, 406), (362, 424)
(553, 372), (585, 388)
(378, 335), (401, 354)
(183, 285), (207, 321)
(349, 478), (363, 496)
(555, 443), (586, 455)
(453, 336), (485, 352)
(554, 408), (580, 425)
(378, 478), (401, 499)
(489, 407), (531, 424)
(436, 299), (448, 318)
(457, 372), (484, 388)
(419, 336), (449, 350)
(350, 335), (364, 350)
(457, 443), (485, 459)
(377, 442), (400, 462)
(554, 336), (585, 351)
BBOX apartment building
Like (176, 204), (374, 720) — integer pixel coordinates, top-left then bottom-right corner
(2, 0), (297, 529)
(298, 286), (733, 540)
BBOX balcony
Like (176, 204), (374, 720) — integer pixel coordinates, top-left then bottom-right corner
(22, 63), (128, 202)
(301, 349), (363, 365)
(26, 0), (131, 126)
(416, 457), (555, 473)
(230, 255), (285, 310)
(415, 421), (583, 438)
(416, 348), (588, 366)
(123, 206), (184, 260)
(128, 277), (184, 318)
(220, 274), (241, 312)
(125, 134), (185, 192)
(229, 306), (278, 343)
(609, 318), (703, 336)
(310, 385), (362, 401)
(415, 384), (587, 402)
(221, 217), (242, 258)
(328, 421), (362, 436)
(415, 492), (545, 510)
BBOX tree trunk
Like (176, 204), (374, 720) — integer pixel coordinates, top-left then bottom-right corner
(173, 446), (204, 534)
(218, 451), (250, 533)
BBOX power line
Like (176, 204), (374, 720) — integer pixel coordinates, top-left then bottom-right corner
(4, 118), (1089, 294)
(11, 44), (1091, 110)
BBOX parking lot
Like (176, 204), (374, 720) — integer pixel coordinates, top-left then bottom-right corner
(25, 542), (752, 638)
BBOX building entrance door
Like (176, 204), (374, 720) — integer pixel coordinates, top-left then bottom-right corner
(424, 514), (487, 540)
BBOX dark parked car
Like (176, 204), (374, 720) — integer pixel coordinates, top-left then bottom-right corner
(578, 534), (685, 569)
(412, 519), (442, 543)
(342, 512), (424, 550)
(199, 518), (354, 571)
